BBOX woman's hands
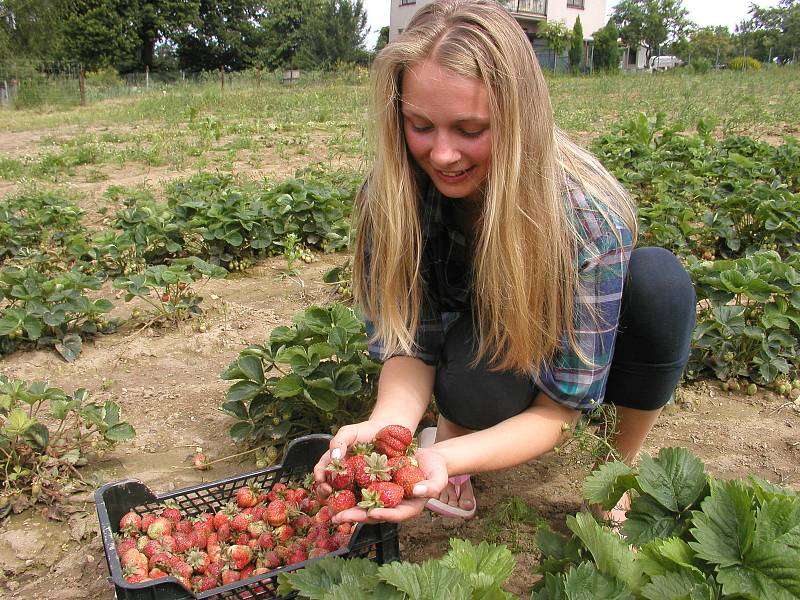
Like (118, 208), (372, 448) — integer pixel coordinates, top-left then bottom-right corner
(312, 420), (450, 524)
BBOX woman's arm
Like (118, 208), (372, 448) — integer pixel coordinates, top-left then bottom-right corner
(369, 355), (435, 430)
(431, 391), (581, 476)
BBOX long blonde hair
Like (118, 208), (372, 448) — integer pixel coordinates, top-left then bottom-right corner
(354, 0), (637, 374)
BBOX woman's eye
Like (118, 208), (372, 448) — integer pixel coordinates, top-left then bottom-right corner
(411, 124), (432, 133)
(460, 128), (485, 138)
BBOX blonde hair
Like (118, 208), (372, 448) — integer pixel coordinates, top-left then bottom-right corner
(354, 0), (637, 373)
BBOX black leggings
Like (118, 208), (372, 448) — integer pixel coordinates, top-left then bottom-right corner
(433, 247), (696, 431)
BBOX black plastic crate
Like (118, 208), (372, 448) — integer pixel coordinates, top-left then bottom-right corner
(95, 434), (400, 599)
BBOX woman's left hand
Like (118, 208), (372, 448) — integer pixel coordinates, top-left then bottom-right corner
(330, 446), (450, 524)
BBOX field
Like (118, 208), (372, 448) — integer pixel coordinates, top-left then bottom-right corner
(1, 67), (799, 598)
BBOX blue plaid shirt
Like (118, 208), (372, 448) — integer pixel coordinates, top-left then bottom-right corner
(365, 183), (633, 412)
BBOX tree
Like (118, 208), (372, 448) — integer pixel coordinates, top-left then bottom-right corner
(258, 0), (309, 69)
(0, 0), (70, 62)
(612, 0), (692, 63)
(593, 19), (622, 72)
(175, 0), (268, 71)
(62, 0), (138, 70)
(375, 25), (389, 53)
(298, 0), (369, 69)
(747, 0), (800, 63)
(688, 26), (733, 65)
(569, 16), (584, 73)
(132, 1), (200, 71)
(538, 20), (573, 72)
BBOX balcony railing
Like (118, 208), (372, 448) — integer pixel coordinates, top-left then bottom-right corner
(500, 0), (547, 16)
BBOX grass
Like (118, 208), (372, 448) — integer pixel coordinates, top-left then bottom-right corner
(0, 67), (797, 182)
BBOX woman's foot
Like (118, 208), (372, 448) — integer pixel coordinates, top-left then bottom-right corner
(437, 475), (475, 513)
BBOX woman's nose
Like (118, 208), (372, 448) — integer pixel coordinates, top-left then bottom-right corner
(430, 132), (460, 166)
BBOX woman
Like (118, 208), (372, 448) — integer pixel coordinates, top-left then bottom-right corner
(313, 0), (695, 525)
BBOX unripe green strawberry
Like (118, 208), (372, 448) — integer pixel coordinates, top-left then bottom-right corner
(373, 425), (413, 458)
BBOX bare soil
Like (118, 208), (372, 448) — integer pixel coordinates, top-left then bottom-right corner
(1, 128), (799, 600)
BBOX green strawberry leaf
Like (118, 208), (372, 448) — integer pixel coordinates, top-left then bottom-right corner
(625, 494), (692, 545)
(637, 448), (709, 513)
(688, 479), (755, 568)
(377, 560), (472, 599)
(55, 333), (82, 362)
(583, 461), (638, 511)
(637, 537), (703, 578)
(439, 539), (515, 589)
(567, 512), (643, 591)
(754, 496), (800, 549)
(563, 562), (634, 600)
(640, 570), (713, 600)
(530, 573), (568, 600)
(716, 541), (800, 599)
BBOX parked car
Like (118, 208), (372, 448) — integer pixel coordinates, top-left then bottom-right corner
(649, 55), (684, 71)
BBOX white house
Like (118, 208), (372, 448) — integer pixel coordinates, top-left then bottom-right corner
(390, 1), (609, 70)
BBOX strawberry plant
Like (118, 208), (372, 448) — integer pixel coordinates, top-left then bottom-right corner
(323, 258), (353, 303)
(0, 189), (87, 267)
(110, 190), (187, 266)
(277, 538), (516, 598)
(113, 257), (227, 325)
(688, 250), (800, 384)
(220, 303), (380, 446)
(532, 447), (800, 600)
(0, 376), (135, 518)
(0, 266), (114, 361)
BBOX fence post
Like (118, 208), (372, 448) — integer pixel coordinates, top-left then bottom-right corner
(219, 65), (224, 91)
(79, 66), (86, 106)
(145, 64), (150, 89)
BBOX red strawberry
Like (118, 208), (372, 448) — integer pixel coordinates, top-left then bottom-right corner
(332, 530), (352, 549)
(160, 501), (183, 524)
(171, 560), (193, 580)
(288, 545), (308, 565)
(213, 503), (236, 530)
(393, 463), (425, 498)
(193, 575), (218, 592)
(173, 532), (194, 553)
(258, 532), (275, 550)
(324, 459), (354, 490)
(193, 452), (211, 471)
(148, 567), (169, 579)
(159, 535), (177, 553)
(116, 537), (138, 557)
(227, 545), (253, 570)
(119, 511), (142, 534)
(373, 425), (413, 458)
(235, 485), (259, 509)
(309, 547), (329, 559)
(175, 520), (193, 535)
(358, 481), (404, 509)
(185, 549), (210, 575)
(120, 548), (148, 570)
(326, 489), (357, 513)
(355, 452), (392, 488)
(265, 499), (287, 527)
(313, 505), (332, 525)
(148, 552), (172, 572)
(141, 513), (158, 532)
(262, 550), (281, 569)
(231, 512), (253, 532)
(273, 524), (295, 544)
(141, 539), (164, 559)
(221, 567), (241, 584)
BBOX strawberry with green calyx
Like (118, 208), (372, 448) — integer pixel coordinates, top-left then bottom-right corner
(352, 452), (392, 489)
(326, 489), (357, 513)
(213, 502), (238, 530)
(324, 458), (355, 490)
(119, 511), (142, 535)
(265, 498), (288, 527)
(192, 575), (218, 592)
(373, 425), (413, 458)
(227, 544), (253, 570)
(160, 499), (183, 524)
(235, 483), (260, 508)
(358, 481), (404, 509)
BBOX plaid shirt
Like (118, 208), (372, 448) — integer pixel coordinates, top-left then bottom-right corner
(366, 183), (633, 412)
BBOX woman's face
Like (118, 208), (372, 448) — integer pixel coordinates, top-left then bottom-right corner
(401, 60), (492, 203)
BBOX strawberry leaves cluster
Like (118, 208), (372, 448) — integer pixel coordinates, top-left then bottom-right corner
(324, 425), (426, 512)
(113, 476), (359, 594)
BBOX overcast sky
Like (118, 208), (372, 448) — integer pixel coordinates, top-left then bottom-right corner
(362, 0), (781, 48)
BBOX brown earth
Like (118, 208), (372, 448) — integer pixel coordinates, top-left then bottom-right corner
(0, 127), (799, 599)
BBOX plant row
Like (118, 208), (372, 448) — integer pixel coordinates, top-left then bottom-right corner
(593, 114), (800, 385)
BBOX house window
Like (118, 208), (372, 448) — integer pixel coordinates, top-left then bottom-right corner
(567, 0), (584, 8)
(400, 0), (416, 5)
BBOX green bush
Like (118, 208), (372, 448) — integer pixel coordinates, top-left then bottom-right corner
(729, 56), (762, 71)
(690, 58), (711, 74)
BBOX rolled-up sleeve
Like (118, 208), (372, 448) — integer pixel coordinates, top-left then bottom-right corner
(535, 217), (633, 412)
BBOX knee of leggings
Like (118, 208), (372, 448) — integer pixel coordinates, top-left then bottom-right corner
(617, 247), (696, 362)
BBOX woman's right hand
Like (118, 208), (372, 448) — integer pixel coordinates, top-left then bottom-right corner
(312, 420), (390, 495)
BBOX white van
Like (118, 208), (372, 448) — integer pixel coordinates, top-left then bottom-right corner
(649, 55), (684, 71)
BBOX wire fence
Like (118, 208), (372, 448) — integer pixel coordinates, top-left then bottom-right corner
(0, 59), (370, 111)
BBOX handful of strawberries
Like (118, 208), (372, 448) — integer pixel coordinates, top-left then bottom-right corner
(324, 424), (426, 512)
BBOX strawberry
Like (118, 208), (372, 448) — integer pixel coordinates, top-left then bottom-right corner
(123, 564), (150, 583)
(309, 547), (329, 559)
(265, 499), (287, 527)
(159, 535), (177, 553)
(193, 452), (210, 471)
(392, 462), (426, 498)
(313, 505), (332, 525)
(141, 539), (165, 559)
(231, 512), (253, 532)
(148, 552), (172, 572)
(358, 481), (404, 509)
(373, 425), (413, 458)
(324, 458), (354, 490)
(173, 532), (194, 553)
(332, 530), (352, 549)
(287, 545), (308, 565)
(120, 548), (149, 570)
(171, 560), (193, 580)
(326, 489), (357, 514)
(160, 500), (183, 524)
(227, 545), (253, 570)
(213, 502), (237, 530)
(221, 567), (241, 584)
(175, 520), (193, 535)
(146, 517), (172, 539)
(355, 452), (392, 488)
(148, 567), (169, 579)
(235, 485), (259, 508)
(273, 524), (295, 544)
(185, 549), (210, 575)
(291, 513), (312, 534)
(258, 532), (275, 550)
(116, 537), (138, 557)
(119, 511), (142, 535)
(193, 575), (218, 592)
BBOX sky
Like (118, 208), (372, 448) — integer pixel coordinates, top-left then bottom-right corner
(362, 0), (782, 48)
